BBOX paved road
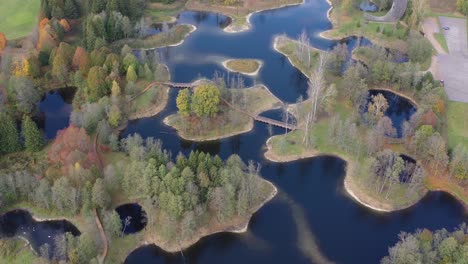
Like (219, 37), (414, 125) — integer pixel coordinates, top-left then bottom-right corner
(438, 17), (468, 103)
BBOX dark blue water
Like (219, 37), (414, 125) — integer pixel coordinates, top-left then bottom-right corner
(116, 203), (148, 234)
(122, 1), (467, 263)
(37, 87), (75, 139)
(0, 209), (80, 259)
(368, 89), (417, 137)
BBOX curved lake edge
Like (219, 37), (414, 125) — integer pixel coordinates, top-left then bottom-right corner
(128, 64), (172, 121)
(221, 59), (263, 76)
(264, 137), (428, 212)
(136, 24), (197, 51)
(137, 179), (278, 253)
(220, 0), (305, 33)
(0, 208), (81, 257)
(163, 83), (283, 142)
(369, 88), (419, 108)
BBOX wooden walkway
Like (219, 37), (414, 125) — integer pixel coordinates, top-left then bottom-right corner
(130, 81), (297, 131)
(221, 98), (298, 131)
(255, 115), (297, 130)
(129, 81), (196, 102)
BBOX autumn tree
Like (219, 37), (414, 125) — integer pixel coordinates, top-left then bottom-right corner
(22, 115), (44, 152)
(367, 93), (389, 125)
(72, 46), (90, 72)
(86, 66), (109, 102)
(176, 89), (191, 116)
(51, 42), (74, 83)
(0, 32), (6, 51)
(192, 84), (220, 117)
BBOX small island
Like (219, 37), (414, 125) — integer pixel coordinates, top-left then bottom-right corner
(222, 59), (263, 76)
(165, 81), (283, 141)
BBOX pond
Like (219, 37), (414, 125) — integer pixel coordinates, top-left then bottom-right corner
(367, 89), (417, 137)
(115, 203), (148, 234)
(0, 209), (80, 259)
(37, 87), (76, 139)
(120, 1), (466, 263)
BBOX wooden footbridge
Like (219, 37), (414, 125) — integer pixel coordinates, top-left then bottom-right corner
(130, 81), (299, 131)
(221, 98), (298, 131)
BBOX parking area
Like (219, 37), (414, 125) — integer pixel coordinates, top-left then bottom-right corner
(438, 17), (468, 103)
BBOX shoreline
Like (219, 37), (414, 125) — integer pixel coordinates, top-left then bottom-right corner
(264, 136), (427, 212)
(223, 0), (305, 33)
(136, 24), (197, 51)
(221, 59), (263, 76)
(163, 115), (256, 142)
(272, 36), (313, 79)
(164, 84), (282, 142)
(128, 87), (170, 120)
(143, 179), (278, 253)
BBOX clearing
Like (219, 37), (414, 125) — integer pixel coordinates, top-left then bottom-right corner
(0, 0), (40, 39)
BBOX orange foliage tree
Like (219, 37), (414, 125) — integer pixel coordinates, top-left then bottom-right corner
(48, 125), (98, 172)
(72, 46), (90, 72)
(37, 18), (57, 51)
(0, 32), (6, 51)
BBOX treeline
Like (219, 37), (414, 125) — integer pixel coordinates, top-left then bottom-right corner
(381, 223), (468, 264)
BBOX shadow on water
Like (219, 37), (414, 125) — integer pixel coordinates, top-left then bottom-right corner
(0, 209), (80, 259)
(116, 203), (148, 234)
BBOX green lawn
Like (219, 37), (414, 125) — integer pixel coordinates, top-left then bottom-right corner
(0, 0), (40, 39)
(434, 32), (449, 53)
(447, 101), (468, 149)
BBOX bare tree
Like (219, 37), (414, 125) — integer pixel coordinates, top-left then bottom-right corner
(303, 52), (329, 146)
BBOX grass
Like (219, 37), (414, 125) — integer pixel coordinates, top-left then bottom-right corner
(146, 0), (187, 23)
(0, 240), (39, 264)
(447, 101), (468, 149)
(0, 0), (40, 39)
(434, 32), (449, 53)
(225, 59), (261, 74)
(111, 24), (194, 50)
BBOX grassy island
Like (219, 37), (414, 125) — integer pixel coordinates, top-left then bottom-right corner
(186, 0), (303, 33)
(223, 59), (262, 75)
(166, 83), (283, 141)
(111, 24), (196, 50)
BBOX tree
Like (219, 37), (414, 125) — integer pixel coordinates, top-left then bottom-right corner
(51, 42), (74, 83)
(126, 65), (138, 83)
(86, 66), (108, 102)
(367, 93), (389, 125)
(107, 104), (122, 128)
(191, 84), (220, 117)
(72, 46), (90, 72)
(103, 210), (122, 240)
(457, 0), (468, 15)
(303, 52), (329, 146)
(450, 144), (468, 180)
(0, 32), (6, 51)
(176, 89), (191, 116)
(22, 115), (44, 152)
(92, 178), (110, 209)
(9, 76), (41, 114)
(0, 113), (21, 154)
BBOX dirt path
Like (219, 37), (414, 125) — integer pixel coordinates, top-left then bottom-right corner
(422, 17), (447, 55)
(93, 208), (108, 264)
